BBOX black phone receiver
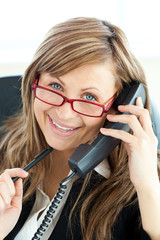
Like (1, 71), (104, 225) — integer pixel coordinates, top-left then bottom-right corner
(68, 81), (146, 177)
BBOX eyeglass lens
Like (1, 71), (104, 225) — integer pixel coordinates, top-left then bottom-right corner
(37, 87), (63, 106)
(35, 87), (103, 117)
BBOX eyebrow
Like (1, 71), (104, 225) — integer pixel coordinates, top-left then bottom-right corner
(56, 76), (65, 85)
(47, 75), (64, 85)
(81, 87), (103, 94)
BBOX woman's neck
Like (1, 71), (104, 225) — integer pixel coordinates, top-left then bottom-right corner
(43, 148), (76, 199)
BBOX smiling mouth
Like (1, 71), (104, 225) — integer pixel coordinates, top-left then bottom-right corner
(50, 117), (78, 132)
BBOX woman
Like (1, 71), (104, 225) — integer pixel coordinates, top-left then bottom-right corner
(0, 17), (160, 240)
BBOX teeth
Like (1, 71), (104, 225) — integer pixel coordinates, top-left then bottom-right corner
(51, 119), (75, 132)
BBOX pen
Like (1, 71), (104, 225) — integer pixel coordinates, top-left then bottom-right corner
(12, 146), (53, 182)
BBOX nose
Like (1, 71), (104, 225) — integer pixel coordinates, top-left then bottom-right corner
(55, 102), (78, 120)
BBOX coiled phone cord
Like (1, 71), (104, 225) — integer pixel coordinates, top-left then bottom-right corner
(31, 170), (76, 240)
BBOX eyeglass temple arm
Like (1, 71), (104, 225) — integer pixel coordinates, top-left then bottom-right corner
(32, 78), (39, 90)
(104, 93), (117, 112)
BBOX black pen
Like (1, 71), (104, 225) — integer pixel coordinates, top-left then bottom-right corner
(12, 146), (53, 182)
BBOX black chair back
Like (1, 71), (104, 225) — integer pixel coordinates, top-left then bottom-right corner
(0, 75), (22, 127)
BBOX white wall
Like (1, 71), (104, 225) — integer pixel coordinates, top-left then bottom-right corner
(140, 58), (160, 106)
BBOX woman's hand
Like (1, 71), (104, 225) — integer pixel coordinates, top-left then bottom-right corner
(100, 97), (160, 239)
(0, 168), (28, 239)
(100, 97), (159, 191)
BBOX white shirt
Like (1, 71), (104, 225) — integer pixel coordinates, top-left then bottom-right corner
(15, 160), (110, 240)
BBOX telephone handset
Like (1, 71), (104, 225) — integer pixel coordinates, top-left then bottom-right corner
(68, 81), (146, 177)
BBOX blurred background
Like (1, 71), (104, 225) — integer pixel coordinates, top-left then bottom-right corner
(0, 0), (160, 106)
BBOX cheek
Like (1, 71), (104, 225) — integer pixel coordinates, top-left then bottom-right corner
(33, 100), (48, 125)
(83, 115), (106, 138)
(34, 100), (41, 120)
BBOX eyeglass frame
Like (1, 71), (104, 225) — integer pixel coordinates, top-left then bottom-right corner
(32, 78), (116, 118)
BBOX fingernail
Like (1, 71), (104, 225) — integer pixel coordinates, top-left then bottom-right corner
(138, 97), (143, 105)
(107, 114), (113, 118)
(100, 128), (107, 134)
(22, 169), (28, 175)
(118, 105), (125, 110)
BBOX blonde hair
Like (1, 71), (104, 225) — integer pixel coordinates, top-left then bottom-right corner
(0, 17), (154, 239)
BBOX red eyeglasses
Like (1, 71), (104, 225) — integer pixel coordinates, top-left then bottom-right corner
(32, 79), (116, 118)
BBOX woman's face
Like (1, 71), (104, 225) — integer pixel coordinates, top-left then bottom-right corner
(34, 62), (117, 152)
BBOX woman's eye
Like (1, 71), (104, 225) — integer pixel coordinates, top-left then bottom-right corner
(50, 83), (62, 90)
(84, 94), (97, 102)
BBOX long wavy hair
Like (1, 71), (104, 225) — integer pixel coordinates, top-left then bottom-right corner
(0, 17), (156, 239)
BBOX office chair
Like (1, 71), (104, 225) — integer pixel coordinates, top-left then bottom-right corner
(0, 75), (160, 149)
(0, 75), (22, 128)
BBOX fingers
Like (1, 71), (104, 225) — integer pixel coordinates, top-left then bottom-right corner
(104, 97), (152, 135)
(136, 96), (144, 107)
(0, 181), (13, 208)
(100, 97), (155, 144)
(0, 168), (28, 198)
(1, 168), (28, 179)
(11, 179), (23, 210)
(118, 97), (153, 133)
(100, 127), (135, 144)
(0, 168), (28, 212)
(106, 113), (143, 137)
